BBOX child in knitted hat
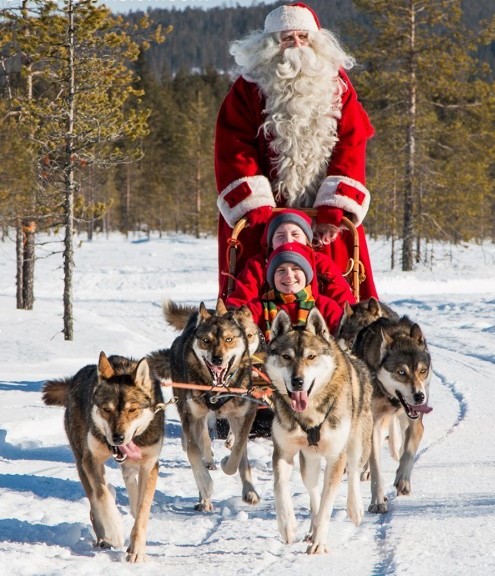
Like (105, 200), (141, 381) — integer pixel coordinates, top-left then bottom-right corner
(226, 208), (355, 337)
(229, 240), (345, 341)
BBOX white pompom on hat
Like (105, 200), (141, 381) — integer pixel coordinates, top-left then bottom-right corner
(264, 2), (321, 34)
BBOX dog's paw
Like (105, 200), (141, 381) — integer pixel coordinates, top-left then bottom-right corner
(368, 500), (388, 514)
(242, 488), (260, 506)
(204, 461), (217, 471)
(395, 477), (412, 495)
(126, 548), (147, 563)
(195, 500), (214, 512)
(347, 501), (364, 526)
(95, 538), (113, 549)
(225, 431), (235, 450)
(306, 541), (328, 555)
(220, 455), (237, 476)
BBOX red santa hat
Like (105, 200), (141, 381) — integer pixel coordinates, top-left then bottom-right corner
(264, 3), (321, 34)
(266, 242), (315, 288)
(264, 208), (314, 248)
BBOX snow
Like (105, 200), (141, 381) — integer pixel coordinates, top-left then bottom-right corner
(1, 230), (495, 575)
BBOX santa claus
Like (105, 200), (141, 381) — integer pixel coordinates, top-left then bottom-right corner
(215, 2), (378, 300)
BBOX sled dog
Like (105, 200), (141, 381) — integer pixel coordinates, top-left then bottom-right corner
(336, 297), (399, 352)
(337, 297), (402, 465)
(41, 352), (165, 563)
(264, 308), (373, 554)
(162, 298), (260, 511)
(353, 316), (433, 513)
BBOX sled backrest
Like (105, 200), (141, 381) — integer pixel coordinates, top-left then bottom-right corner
(226, 209), (362, 302)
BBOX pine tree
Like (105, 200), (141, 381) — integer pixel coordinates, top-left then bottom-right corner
(351, 0), (495, 269)
(0, 0), (166, 339)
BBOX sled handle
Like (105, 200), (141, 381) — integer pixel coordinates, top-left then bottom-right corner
(227, 210), (360, 302)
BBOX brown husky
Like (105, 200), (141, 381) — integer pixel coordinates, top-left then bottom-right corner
(353, 316), (433, 513)
(160, 299), (260, 512)
(265, 308), (373, 554)
(42, 352), (164, 562)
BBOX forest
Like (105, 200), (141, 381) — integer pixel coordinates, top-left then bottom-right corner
(0, 0), (494, 337)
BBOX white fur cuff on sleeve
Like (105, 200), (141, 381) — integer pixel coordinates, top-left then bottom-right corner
(217, 175), (275, 228)
(314, 176), (370, 227)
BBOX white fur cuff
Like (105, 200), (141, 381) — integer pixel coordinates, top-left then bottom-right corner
(217, 175), (275, 228)
(314, 176), (370, 226)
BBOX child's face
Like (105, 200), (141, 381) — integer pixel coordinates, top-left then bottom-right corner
(272, 223), (307, 250)
(273, 263), (307, 294)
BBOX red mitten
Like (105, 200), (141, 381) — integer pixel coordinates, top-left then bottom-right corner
(246, 206), (273, 227)
(316, 206), (344, 226)
(313, 207), (344, 247)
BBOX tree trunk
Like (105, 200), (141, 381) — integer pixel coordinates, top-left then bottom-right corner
(402, 0), (416, 271)
(16, 221), (24, 308)
(22, 220), (36, 309)
(63, 1), (75, 341)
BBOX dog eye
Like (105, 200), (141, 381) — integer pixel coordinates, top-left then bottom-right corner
(128, 407), (137, 413)
(225, 337), (233, 343)
(101, 407), (112, 414)
(419, 367), (428, 374)
(282, 354), (291, 360)
(202, 338), (210, 344)
(307, 354), (316, 360)
(397, 369), (406, 376)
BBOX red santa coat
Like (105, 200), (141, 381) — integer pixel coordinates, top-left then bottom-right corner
(225, 251), (352, 335)
(215, 70), (378, 301)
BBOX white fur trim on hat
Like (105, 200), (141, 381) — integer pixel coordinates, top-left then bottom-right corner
(264, 5), (319, 34)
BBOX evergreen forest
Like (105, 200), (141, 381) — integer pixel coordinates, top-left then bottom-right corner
(0, 0), (494, 335)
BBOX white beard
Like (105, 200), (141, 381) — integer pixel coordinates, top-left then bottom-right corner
(255, 45), (344, 207)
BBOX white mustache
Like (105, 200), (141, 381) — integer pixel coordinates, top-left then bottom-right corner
(276, 46), (319, 79)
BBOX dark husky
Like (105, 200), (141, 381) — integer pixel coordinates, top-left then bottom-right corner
(353, 316), (433, 513)
(42, 352), (164, 563)
(265, 308), (373, 554)
(337, 297), (402, 466)
(158, 298), (260, 512)
(336, 297), (399, 352)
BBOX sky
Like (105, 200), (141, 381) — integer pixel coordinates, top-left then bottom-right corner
(1, 231), (495, 574)
(101, 0), (278, 13)
(0, 1), (278, 14)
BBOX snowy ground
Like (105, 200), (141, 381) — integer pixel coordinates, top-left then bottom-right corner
(0, 231), (494, 575)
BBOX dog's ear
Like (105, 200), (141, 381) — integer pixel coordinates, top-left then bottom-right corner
(367, 297), (381, 316)
(343, 300), (354, 318)
(305, 308), (330, 341)
(271, 310), (292, 339)
(410, 323), (426, 347)
(378, 327), (393, 364)
(216, 298), (228, 316)
(198, 302), (211, 323)
(134, 358), (153, 393)
(98, 351), (114, 380)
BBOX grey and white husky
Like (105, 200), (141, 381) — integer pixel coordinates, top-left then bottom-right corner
(265, 307), (373, 554)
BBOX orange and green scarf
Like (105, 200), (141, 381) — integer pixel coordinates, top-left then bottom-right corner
(262, 285), (315, 341)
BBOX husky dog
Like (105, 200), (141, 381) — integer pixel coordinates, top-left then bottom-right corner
(337, 297), (402, 465)
(264, 308), (373, 554)
(353, 316), (433, 513)
(336, 297), (399, 352)
(162, 298), (260, 511)
(42, 352), (164, 563)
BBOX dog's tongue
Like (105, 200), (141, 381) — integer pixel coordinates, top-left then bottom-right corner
(413, 403), (433, 414)
(291, 391), (308, 412)
(118, 440), (142, 460)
